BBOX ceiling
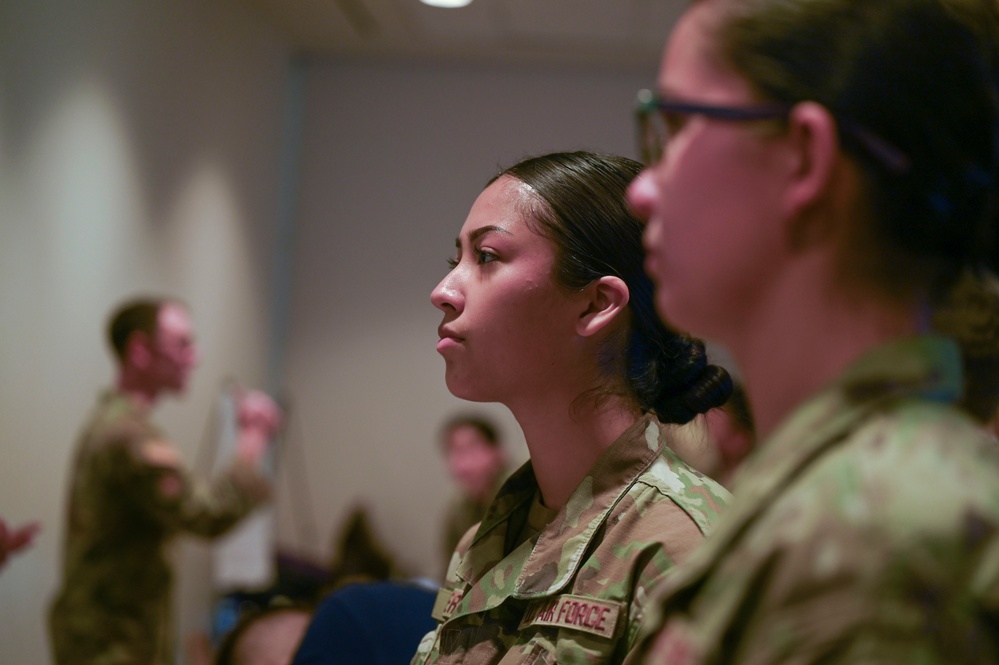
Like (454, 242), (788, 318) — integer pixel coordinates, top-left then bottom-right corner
(237, 0), (684, 67)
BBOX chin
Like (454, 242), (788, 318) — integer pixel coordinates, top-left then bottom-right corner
(444, 374), (491, 403)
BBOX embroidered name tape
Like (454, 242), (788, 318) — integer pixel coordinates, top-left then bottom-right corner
(519, 594), (622, 639)
(431, 587), (465, 622)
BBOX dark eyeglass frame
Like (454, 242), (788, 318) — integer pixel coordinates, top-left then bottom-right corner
(635, 88), (910, 174)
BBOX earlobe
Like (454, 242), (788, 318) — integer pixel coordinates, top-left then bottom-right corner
(577, 276), (630, 338)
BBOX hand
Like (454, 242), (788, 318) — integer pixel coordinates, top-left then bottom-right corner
(237, 390), (283, 437)
(0, 518), (40, 570)
(235, 390), (283, 463)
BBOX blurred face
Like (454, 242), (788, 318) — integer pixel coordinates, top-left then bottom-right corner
(232, 610), (311, 665)
(627, 1), (790, 343)
(445, 425), (505, 501)
(431, 176), (585, 405)
(705, 407), (753, 466)
(150, 303), (198, 393)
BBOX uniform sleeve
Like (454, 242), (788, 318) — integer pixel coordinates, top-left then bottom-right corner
(103, 423), (271, 538)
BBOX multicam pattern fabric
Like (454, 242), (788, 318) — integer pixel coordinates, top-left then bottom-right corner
(631, 335), (999, 665)
(49, 390), (271, 665)
(441, 473), (507, 578)
(412, 415), (730, 665)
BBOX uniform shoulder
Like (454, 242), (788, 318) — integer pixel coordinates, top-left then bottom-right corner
(770, 399), (999, 551)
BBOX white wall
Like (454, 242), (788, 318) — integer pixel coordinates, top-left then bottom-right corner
(281, 58), (657, 579)
(0, 0), (289, 661)
(1, 1), (664, 659)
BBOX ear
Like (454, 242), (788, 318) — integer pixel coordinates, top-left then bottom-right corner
(124, 331), (154, 369)
(576, 276), (630, 338)
(781, 101), (840, 224)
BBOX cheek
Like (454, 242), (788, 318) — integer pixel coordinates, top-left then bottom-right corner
(651, 157), (784, 335)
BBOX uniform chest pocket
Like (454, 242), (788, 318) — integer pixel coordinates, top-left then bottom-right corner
(436, 625), (554, 665)
(497, 641), (554, 665)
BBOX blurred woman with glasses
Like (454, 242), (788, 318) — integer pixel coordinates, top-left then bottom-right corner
(627, 0), (999, 661)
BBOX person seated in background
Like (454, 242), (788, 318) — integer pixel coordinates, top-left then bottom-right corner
(438, 414), (508, 576)
(933, 270), (999, 436)
(48, 296), (282, 665)
(662, 383), (756, 490)
(413, 151), (732, 664)
(322, 504), (398, 593)
(702, 383), (755, 489)
(292, 580), (436, 665)
(214, 603), (313, 665)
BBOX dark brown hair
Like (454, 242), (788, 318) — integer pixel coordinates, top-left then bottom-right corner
(493, 151), (732, 424)
(705, 0), (999, 292)
(106, 298), (170, 361)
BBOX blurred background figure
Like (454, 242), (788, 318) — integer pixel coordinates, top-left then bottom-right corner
(702, 384), (755, 489)
(214, 603), (313, 665)
(438, 414), (507, 575)
(48, 296), (283, 665)
(933, 270), (999, 436)
(291, 579), (436, 665)
(323, 504), (397, 592)
(0, 517), (40, 573)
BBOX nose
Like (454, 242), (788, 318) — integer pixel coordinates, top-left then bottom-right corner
(431, 269), (463, 313)
(627, 169), (657, 222)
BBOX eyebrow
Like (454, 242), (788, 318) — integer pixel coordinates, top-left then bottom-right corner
(454, 225), (512, 248)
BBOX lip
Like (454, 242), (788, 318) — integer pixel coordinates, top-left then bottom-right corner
(437, 325), (464, 352)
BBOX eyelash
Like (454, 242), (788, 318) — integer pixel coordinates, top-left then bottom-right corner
(446, 248), (496, 270)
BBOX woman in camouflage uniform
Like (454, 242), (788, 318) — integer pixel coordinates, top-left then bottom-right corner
(627, 0), (999, 661)
(416, 151), (733, 664)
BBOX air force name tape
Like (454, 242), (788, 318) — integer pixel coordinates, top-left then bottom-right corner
(432, 587), (465, 622)
(519, 594), (622, 639)
(432, 587), (623, 640)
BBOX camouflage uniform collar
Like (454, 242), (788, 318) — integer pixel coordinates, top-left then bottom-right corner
(635, 333), (964, 630)
(456, 414), (667, 603)
(103, 388), (152, 416)
(738, 333), (962, 494)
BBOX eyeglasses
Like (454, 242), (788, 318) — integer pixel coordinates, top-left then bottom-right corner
(634, 88), (910, 174)
(635, 89), (788, 165)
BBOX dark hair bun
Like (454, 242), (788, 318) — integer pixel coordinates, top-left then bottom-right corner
(656, 363), (734, 425)
(631, 330), (734, 424)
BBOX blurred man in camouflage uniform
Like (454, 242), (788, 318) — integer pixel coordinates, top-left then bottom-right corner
(438, 414), (508, 576)
(49, 297), (281, 665)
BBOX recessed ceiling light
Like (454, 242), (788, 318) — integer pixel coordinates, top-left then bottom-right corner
(420, 0), (473, 7)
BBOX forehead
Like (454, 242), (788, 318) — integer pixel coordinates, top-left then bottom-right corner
(660, 2), (755, 101)
(460, 176), (535, 236)
(157, 303), (192, 337)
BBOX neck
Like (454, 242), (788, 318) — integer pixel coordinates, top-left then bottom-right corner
(726, 264), (922, 440)
(116, 370), (161, 409)
(507, 390), (640, 511)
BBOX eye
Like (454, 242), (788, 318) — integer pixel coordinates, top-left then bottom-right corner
(475, 248), (497, 265)
(446, 256), (458, 270)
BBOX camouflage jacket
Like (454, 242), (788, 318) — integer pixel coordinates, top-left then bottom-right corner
(412, 415), (730, 665)
(49, 390), (271, 665)
(632, 335), (999, 665)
